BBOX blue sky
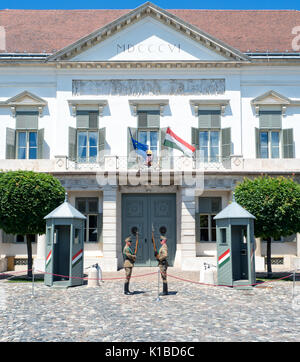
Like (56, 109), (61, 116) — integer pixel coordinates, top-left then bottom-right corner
(1, 0), (300, 10)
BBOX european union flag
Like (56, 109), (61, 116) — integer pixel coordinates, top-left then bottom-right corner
(129, 129), (148, 158)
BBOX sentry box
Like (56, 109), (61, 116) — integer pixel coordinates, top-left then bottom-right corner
(214, 198), (256, 290)
(44, 193), (86, 288)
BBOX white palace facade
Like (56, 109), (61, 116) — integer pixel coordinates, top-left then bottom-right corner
(0, 2), (300, 272)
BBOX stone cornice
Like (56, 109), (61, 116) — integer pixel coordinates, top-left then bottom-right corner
(190, 99), (230, 115)
(67, 99), (108, 116)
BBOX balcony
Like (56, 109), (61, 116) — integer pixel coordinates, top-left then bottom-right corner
(0, 156), (299, 174)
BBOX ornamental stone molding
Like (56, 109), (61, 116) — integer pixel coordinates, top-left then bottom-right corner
(0, 90), (47, 117)
(67, 99), (108, 116)
(251, 90), (300, 116)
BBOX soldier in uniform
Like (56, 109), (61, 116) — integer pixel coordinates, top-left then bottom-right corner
(155, 235), (169, 296)
(123, 236), (136, 295)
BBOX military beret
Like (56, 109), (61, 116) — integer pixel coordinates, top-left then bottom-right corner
(125, 236), (132, 242)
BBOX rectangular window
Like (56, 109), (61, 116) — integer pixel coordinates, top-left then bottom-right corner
(16, 234), (36, 243)
(197, 197), (222, 242)
(137, 110), (160, 160)
(259, 130), (280, 159)
(17, 131), (38, 160)
(75, 198), (99, 243)
(199, 130), (220, 162)
(77, 131), (98, 163)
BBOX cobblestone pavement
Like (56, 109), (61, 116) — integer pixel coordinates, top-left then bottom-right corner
(0, 269), (299, 342)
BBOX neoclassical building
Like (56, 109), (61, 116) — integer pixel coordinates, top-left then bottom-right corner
(0, 2), (299, 272)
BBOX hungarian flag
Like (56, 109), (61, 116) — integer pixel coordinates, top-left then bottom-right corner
(163, 127), (196, 157)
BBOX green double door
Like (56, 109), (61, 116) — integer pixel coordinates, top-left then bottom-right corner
(122, 194), (176, 267)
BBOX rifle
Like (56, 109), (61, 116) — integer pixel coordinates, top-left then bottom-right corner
(152, 224), (157, 256)
(134, 232), (139, 255)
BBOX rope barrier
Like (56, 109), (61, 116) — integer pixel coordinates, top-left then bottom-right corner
(167, 272), (295, 288)
(0, 269), (32, 277)
(1, 268), (297, 287)
(37, 270), (158, 281)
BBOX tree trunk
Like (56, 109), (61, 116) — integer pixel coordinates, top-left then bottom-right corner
(266, 238), (272, 278)
(26, 235), (33, 279)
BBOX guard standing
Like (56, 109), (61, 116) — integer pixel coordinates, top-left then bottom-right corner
(155, 235), (169, 296)
(123, 236), (136, 295)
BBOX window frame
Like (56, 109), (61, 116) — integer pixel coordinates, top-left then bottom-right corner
(16, 130), (38, 160)
(77, 130), (99, 163)
(198, 129), (221, 162)
(259, 129), (281, 159)
(75, 198), (99, 243)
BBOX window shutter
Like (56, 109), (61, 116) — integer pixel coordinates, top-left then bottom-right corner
(76, 111), (99, 129)
(159, 127), (172, 168)
(16, 111), (38, 129)
(147, 111), (160, 128)
(282, 128), (294, 158)
(98, 127), (106, 155)
(195, 212), (200, 243)
(127, 127), (137, 168)
(221, 127), (231, 159)
(6, 128), (16, 159)
(191, 127), (199, 150)
(37, 128), (44, 159)
(259, 111), (282, 129)
(69, 127), (77, 161)
(199, 198), (211, 213)
(255, 127), (260, 158)
(198, 110), (221, 129)
(138, 111), (160, 128)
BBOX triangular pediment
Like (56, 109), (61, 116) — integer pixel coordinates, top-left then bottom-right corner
(5, 91), (47, 106)
(251, 90), (291, 105)
(47, 2), (249, 63)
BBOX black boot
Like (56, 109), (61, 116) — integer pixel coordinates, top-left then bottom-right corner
(124, 282), (133, 295)
(160, 283), (168, 296)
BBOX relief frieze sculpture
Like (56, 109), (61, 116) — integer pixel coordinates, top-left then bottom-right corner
(72, 79), (225, 96)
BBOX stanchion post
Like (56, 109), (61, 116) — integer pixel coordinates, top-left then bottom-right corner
(292, 268), (296, 299)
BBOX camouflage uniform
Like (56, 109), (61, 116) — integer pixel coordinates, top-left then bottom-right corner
(123, 241), (136, 295)
(157, 242), (169, 295)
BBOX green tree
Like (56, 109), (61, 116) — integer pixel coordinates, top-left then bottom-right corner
(0, 171), (65, 278)
(235, 176), (300, 276)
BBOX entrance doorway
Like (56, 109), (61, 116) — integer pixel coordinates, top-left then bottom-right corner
(122, 194), (176, 266)
(231, 226), (249, 280)
(53, 225), (70, 281)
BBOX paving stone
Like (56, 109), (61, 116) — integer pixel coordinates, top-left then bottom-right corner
(0, 276), (299, 342)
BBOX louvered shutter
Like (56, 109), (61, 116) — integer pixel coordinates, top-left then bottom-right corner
(159, 127), (171, 168)
(16, 111), (38, 129)
(98, 213), (103, 243)
(69, 127), (77, 161)
(37, 128), (44, 159)
(191, 127), (199, 150)
(6, 128), (16, 159)
(221, 128), (231, 160)
(76, 111), (99, 129)
(198, 110), (221, 129)
(282, 129), (294, 158)
(138, 111), (160, 128)
(259, 110), (282, 129)
(255, 127), (260, 158)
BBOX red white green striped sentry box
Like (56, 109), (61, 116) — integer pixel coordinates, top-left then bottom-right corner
(218, 249), (230, 268)
(46, 250), (52, 268)
(72, 249), (83, 268)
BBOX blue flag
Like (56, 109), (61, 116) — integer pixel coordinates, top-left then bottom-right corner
(129, 129), (148, 158)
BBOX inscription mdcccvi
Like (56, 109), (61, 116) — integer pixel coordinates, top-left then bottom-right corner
(72, 79), (225, 96)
